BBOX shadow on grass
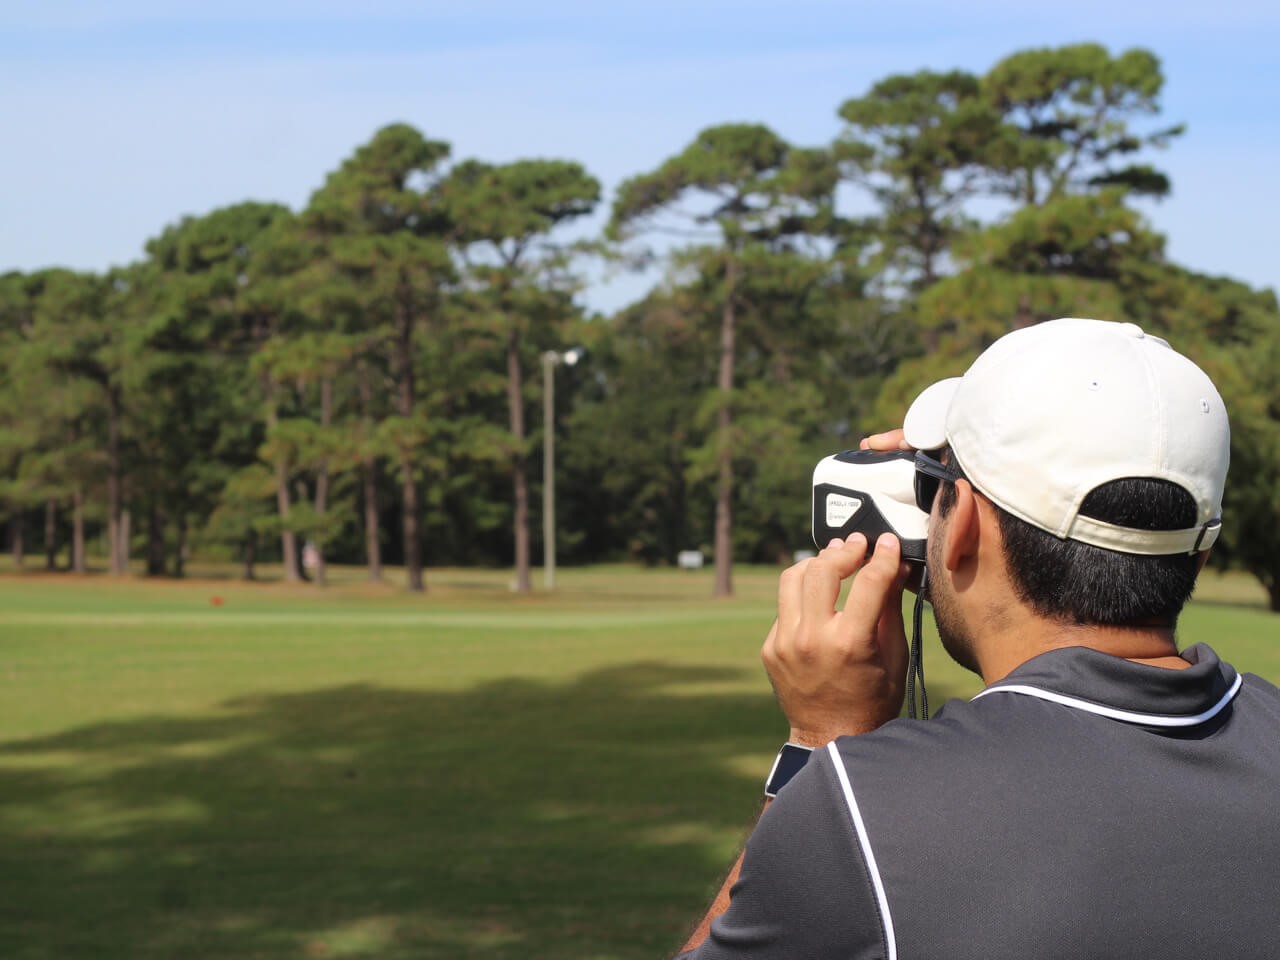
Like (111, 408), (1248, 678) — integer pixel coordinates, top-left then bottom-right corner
(0, 665), (971, 960)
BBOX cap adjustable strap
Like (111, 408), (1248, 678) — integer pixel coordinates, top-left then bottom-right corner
(1192, 518), (1223, 553)
(1063, 514), (1222, 555)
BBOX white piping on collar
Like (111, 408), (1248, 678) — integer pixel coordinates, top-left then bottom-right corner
(971, 672), (1242, 727)
(827, 741), (897, 960)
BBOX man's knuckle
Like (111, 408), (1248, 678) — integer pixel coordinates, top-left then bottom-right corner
(859, 565), (891, 587)
(781, 562), (808, 585)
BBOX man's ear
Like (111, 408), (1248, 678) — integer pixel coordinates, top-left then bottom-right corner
(941, 479), (981, 572)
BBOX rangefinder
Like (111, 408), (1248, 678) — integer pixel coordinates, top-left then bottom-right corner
(811, 449), (928, 562)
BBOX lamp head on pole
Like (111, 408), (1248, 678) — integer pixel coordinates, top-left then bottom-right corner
(544, 347), (586, 368)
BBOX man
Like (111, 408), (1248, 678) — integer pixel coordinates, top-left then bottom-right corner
(676, 318), (1280, 959)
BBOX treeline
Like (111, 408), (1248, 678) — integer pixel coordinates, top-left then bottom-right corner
(3, 43), (1279, 608)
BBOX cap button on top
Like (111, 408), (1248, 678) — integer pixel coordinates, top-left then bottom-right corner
(1118, 322), (1145, 338)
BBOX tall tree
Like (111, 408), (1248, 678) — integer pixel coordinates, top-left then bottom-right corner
(441, 158), (600, 591)
(2, 271), (105, 573)
(983, 44), (1184, 206)
(25, 271), (131, 573)
(881, 44), (1185, 403)
(0, 273), (36, 567)
(837, 69), (998, 290)
(143, 202), (292, 578)
(610, 124), (836, 596)
(0, 275), (67, 574)
(305, 124), (453, 592)
(253, 329), (360, 588)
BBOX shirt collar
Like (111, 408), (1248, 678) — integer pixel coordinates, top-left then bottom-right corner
(971, 643), (1241, 728)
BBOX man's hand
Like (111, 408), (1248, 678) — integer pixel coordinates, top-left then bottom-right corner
(761, 532), (911, 746)
(859, 428), (911, 451)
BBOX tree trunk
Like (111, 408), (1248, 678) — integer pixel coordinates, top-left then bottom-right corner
(363, 461), (382, 582)
(395, 277), (425, 593)
(1269, 575), (1280, 614)
(274, 465), (300, 581)
(400, 459), (423, 592)
(106, 385), (125, 575)
(117, 509), (131, 574)
(508, 327), (531, 593)
(242, 534), (257, 581)
(358, 362), (383, 583)
(147, 502), (166, 576)
(267, 399), (302, 584)
(255, 318), (299, 583)
(10, 513), (24, 570)
(292, 480), (313, 583)
(713, 253), (737, 598)
(174, 513), (187, 578)
(44, 498), (57, 571)
(913, 176), (940, 290)
(312, 378), (332, 589)
(71, 489), (86, 574)
(665, 444), (688, 571)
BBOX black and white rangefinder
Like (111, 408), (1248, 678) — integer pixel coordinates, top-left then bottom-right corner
(811, 450), (928, 562)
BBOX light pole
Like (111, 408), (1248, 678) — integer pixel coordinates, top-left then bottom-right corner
(542, 346), (583, 590)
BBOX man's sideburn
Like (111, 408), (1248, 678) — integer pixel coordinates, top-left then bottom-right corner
(926, 508), (981, 676)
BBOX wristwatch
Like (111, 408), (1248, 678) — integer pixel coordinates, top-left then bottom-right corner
(764, 742), (814, 798)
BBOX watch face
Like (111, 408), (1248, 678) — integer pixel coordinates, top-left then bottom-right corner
(766, 744), (813, 796)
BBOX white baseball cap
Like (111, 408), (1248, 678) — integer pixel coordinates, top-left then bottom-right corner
(902, 318), (1230, 555)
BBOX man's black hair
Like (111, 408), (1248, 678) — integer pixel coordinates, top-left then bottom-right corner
(938, 460), (1200, 627)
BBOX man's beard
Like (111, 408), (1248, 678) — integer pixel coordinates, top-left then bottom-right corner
(925, 529), (981, 676)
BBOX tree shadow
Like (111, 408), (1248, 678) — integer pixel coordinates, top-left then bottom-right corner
(0, 665), (971, 959)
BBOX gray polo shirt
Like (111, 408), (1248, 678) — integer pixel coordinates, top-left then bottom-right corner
(680, 643), (1280, 959)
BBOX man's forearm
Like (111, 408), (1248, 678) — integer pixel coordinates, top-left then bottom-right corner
(676, 799), (771, 956)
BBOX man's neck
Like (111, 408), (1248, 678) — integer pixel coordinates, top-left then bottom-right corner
(977, 618), (1186, 685)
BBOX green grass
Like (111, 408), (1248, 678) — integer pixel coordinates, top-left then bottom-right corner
(0, 565), (1276, 959)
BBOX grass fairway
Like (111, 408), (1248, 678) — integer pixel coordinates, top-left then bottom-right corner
(0, 566), (1276, 959)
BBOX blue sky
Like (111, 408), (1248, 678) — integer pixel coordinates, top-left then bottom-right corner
(2, 1), (1277, 313)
